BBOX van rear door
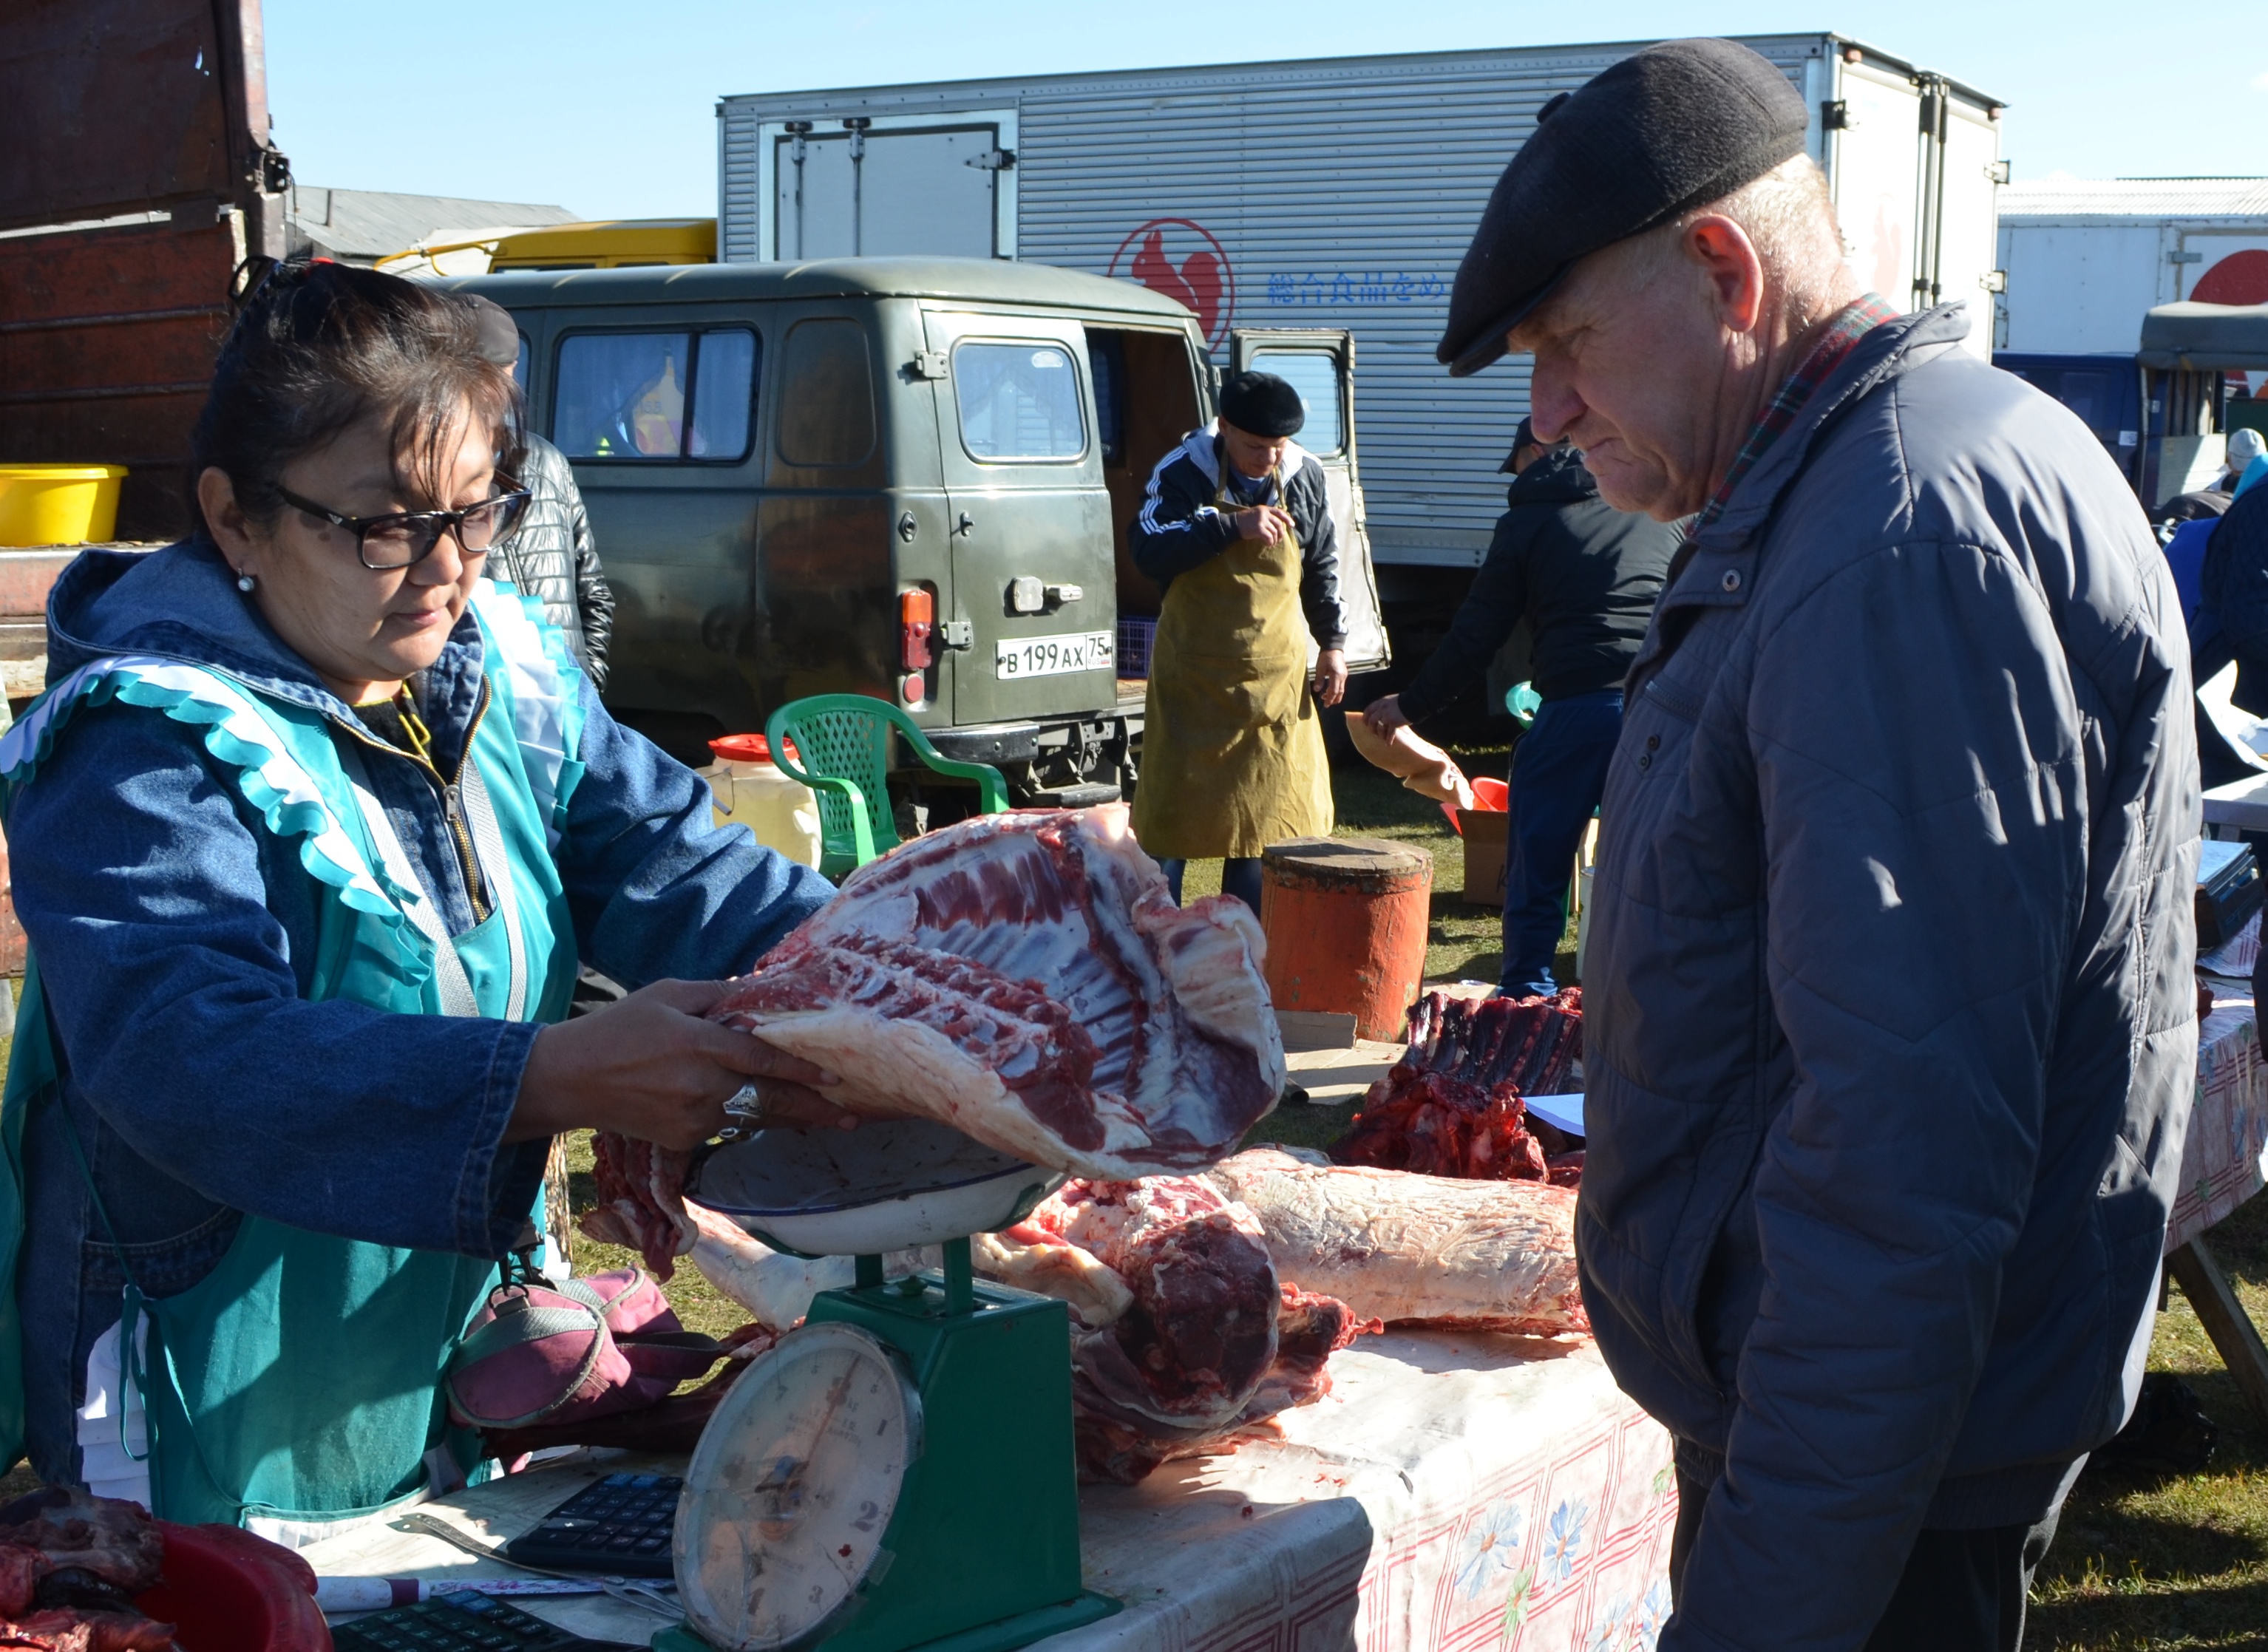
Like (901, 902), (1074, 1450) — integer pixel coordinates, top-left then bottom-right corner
(1226, 329), (1390, 673)
(921, 308), (1117, 727)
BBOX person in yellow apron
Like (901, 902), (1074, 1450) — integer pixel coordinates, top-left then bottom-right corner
(0, 261), (847, 1543)
(1130, 371), (1348, 911)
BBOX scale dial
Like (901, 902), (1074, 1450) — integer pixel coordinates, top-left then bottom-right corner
(676, 1322), (923, 1651)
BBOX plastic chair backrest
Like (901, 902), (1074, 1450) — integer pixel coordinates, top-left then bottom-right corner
(764, 693), (1011, 879)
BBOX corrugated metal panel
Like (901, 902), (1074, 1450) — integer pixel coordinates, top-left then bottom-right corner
(719, 36), (1838, 563)
(2002, 177), (2268, 222)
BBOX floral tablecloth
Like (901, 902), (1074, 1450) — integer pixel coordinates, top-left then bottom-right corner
(2170, 998), (2268, 1254)
(303, 1333), (1677, 1652)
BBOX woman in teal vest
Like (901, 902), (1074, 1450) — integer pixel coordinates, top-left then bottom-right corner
(0, 262), (844, 1543)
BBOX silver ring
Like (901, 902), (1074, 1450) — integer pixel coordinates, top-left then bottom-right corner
(723, 1080), (764, 1117)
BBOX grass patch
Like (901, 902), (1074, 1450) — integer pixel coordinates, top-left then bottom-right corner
(2030, 1192), (2268, 1648)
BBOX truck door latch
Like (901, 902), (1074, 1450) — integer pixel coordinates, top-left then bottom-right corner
(910, 350), (950, 379)
(965, 149), (1017, 171)
(939, 619), (974, 650)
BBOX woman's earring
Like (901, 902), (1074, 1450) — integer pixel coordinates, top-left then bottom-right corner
(236, 571), (256, 593)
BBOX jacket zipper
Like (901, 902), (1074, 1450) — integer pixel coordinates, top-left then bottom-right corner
(338, 681), (495, 923)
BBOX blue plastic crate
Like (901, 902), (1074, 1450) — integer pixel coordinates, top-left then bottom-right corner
(1117, 616), (1157, 679)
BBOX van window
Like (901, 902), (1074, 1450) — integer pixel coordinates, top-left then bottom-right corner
(552, 329), (759, 462)
(1087, 332), (1126, 466)
(1246, 348), (1345, 455)
(954, 341), (1085, 462)
(777, 318), (877, 466)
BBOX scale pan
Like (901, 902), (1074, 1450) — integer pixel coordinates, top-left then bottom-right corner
(686, 1116), (1064, 1255)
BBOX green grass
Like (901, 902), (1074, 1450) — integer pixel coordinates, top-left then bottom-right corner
(2029, 1192), (2268, 1649)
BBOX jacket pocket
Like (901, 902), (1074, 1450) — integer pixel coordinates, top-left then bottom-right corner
(80, 1206), (242, 1302)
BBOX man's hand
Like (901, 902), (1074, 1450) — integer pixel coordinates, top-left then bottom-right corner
(509, 978), (854, 1149)
(1362, 694), (1409, 737)
(1232, 504), (1294, 546)
(1312, 648), (1348, 707)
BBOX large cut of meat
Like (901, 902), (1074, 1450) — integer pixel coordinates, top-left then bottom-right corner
(1206, 1149), (1589, 1337)
(992, 1177), (1375, 1483)
(1332, 989), (1583, 1184)
(672, 1175), (1372, 1484)
(710, 804), (1285, 1178)
(584, 807), (1284, 1278)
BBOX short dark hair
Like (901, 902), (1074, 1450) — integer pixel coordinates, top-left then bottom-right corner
(189, 261), (523, 536)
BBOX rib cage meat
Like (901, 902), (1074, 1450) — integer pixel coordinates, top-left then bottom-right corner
(707, 804), (1286, 1178)
(1331, 989), (1585, 1184)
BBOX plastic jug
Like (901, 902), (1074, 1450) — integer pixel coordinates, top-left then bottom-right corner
(704, 734), (824, 869)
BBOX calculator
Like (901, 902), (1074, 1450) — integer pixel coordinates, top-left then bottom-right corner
(329, 1589), (639, 1651)
(501, 1471), (683, 1578)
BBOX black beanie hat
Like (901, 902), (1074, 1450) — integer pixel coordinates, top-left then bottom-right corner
(1219, 370), (1306, 438)
(1437, 38), (1811, 377)
(460, 294), (521, 369)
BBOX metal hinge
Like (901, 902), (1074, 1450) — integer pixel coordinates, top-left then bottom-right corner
(1980, 269), (2008, 294)
(910, 350), (950, 380)
(1989, 160), (2011, 186)
(939, 619), (974, 650)
(965, 148), (1017, 171)
(2172, 250), (2204, 265)
(1819, 100), (1850, 131)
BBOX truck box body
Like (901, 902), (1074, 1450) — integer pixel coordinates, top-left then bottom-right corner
(1996, 180), (2268, 505)
(718, 34), (2004, 573)
(1998, 178), (2268, 356)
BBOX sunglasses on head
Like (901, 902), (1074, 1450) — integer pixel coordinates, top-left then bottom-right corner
(275, 484), (532, 571)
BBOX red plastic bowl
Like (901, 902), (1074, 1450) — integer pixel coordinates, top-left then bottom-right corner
(135, 1521), (330, 1652)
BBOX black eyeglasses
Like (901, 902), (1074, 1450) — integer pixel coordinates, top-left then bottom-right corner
(276, 484), (532, 571)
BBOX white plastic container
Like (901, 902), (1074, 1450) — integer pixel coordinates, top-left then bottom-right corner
(705, 734), (824, 870)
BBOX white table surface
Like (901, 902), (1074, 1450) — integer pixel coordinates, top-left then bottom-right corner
(302, 1332), (1675, 1652)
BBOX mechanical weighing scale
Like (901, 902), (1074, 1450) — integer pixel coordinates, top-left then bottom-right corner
(650, 1118), (1123, 1652)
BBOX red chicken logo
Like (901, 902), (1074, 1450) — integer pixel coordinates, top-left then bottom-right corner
(1108, 218), (1237, 350)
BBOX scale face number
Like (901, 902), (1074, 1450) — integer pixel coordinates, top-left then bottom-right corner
(676, 1322), (922, 1651)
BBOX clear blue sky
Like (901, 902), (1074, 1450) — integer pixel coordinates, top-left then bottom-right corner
(265, 1), (2230, 220)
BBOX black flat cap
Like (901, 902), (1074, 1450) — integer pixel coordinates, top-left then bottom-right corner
(460, 293), (521, 368)
(1438, 38), (1810, 377)
(1219, 370), (1306, 438)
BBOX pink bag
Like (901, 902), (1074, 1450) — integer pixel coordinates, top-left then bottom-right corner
(445, 1270), (723, 1432)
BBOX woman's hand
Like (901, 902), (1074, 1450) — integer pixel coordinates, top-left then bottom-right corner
(507, 979), (853, 1149)
(1232, 504), (1294, 545)
(1311, 648), (1348, 707)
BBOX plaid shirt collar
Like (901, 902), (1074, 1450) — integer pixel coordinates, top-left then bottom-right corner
(1688, 294), (1902, 537)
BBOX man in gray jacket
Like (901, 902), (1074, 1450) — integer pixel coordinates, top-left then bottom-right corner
(1437, 40), (2198, 1650)
(465, 296), (617, 688)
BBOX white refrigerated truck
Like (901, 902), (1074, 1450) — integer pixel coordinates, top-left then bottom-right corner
(716, 33), (2003, 657)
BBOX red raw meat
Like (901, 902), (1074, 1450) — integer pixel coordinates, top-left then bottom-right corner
(994, 1177), (1375, 1483)
(583, 1135), (696, 1279)
(0, 1493), (161, 1597)
(0, 1611), (175, 1652)
(1332, 989), (1582, 1184)
(585, 806), (1288, 1277)
(0, 1548), (38, 1619)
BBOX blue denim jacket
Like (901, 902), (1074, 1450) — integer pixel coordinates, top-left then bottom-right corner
(13, 540), (832, 1483)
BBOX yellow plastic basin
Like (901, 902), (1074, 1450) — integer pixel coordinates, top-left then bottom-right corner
(0, 464), (127, 546)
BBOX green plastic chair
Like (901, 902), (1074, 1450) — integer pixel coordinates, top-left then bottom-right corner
(765, 693), (1011, 880)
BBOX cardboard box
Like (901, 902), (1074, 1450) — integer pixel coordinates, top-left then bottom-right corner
(1458, 808), (1510, 907)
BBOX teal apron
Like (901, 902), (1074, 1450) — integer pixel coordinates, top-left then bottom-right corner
(0, 582), (586, 1536)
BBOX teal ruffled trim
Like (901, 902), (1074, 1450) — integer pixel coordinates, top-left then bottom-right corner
(477, 580), (589, 820)
(0, 665), (411, 937)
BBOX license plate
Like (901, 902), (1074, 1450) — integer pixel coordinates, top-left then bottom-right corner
(995, 630), (1114, 680)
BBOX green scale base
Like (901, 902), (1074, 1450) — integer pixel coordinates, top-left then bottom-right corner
(654, 1245), (1122, 1652)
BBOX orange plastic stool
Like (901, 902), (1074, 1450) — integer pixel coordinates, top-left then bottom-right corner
(1258, 837), (1433, 1041)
